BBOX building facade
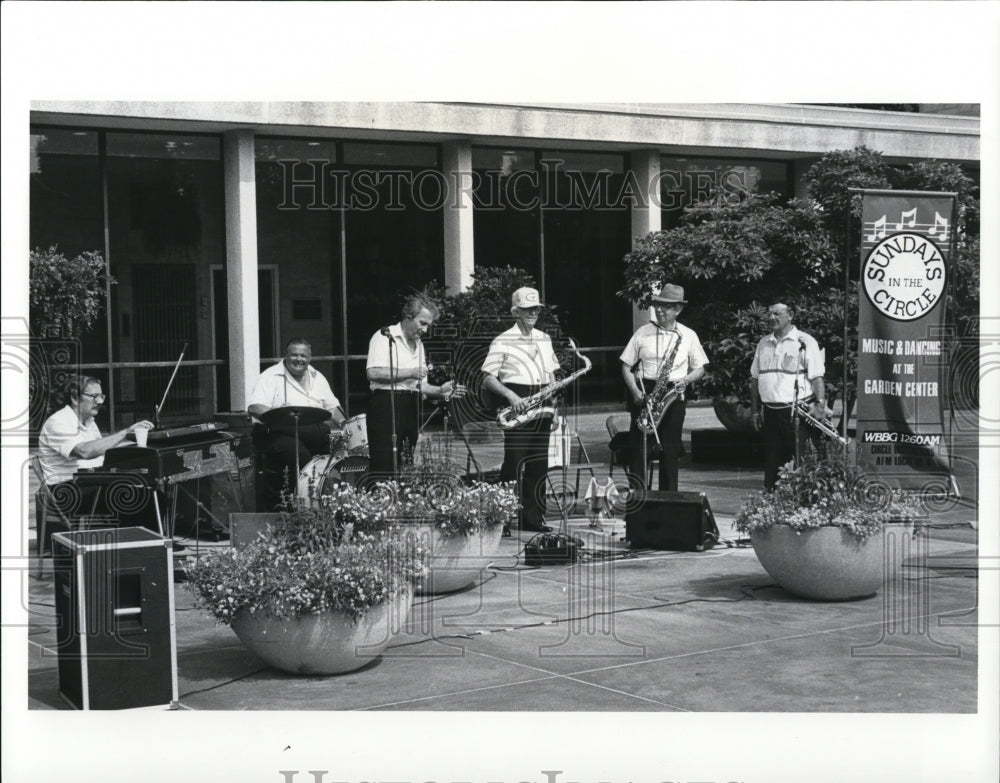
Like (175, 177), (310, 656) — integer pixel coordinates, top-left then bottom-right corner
(28, 102), (980, 429)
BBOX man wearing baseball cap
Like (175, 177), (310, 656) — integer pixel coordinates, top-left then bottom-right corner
(482, 286), (561, 533)
(620, 283), (708, 493)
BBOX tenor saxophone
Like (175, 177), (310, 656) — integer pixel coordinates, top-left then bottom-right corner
(636, 328), (683, 434)
(496, 339), (592, 430)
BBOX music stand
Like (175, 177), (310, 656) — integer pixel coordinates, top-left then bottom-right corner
(260, 406), (332, 489)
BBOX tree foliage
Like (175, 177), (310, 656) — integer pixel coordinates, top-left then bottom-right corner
(29, 246), (113, 337)
(619, 146), (980, 412)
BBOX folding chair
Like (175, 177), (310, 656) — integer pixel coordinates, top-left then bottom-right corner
(30, 456), (74, 557)
(605, 413), (661, 487)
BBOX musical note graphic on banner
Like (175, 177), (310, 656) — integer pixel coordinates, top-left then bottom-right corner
(896, 208), (917, 230)
(867, 215), (887, 241)
(928, 212), (949, 242)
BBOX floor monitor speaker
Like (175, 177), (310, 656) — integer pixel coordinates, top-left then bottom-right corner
(625, 490), (719, 551)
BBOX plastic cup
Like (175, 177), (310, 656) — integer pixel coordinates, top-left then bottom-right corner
(135, 427), (148, 448)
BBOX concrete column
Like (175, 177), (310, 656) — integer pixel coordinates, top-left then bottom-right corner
(629, 150), (662, 330)
(223, 129), (260, 411)
(442, 141), (475, 294)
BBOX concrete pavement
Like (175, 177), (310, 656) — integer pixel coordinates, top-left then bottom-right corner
(24, 405), (980, 711)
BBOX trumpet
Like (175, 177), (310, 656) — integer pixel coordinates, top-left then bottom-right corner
(794, 401), (848, 445)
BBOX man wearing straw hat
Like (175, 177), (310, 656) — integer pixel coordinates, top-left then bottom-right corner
(620, 283), (708, 493)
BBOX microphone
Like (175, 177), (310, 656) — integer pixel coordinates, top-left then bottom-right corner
(798, 337), (807, 352)
(380, 326), (392, 337)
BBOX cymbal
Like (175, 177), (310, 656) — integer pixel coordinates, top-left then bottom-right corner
(260, 406), (332, 428)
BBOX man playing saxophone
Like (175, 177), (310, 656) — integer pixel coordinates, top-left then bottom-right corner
(620, 284), (708, 493)
(482, 287), (562, 533)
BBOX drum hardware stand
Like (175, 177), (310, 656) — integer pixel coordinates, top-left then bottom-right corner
(418, 394), (483, 477)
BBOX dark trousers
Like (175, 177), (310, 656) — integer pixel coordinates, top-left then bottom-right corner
(627, 397), (687, 492)
(500, 406), (553, 531)
(259, 422), (331, 509)
(761, 405), (824, 490)
(367, 389), (419, 481)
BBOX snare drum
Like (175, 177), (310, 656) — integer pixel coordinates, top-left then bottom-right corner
(342, 414), (369, 455)
(297, 455), (340, 500)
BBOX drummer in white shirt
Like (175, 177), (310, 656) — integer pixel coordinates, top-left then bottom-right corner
(248, 338), (346, 506)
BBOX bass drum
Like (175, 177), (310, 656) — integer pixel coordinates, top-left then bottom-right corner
(297, 455), (341, 500)
(333, 455), (370, 487)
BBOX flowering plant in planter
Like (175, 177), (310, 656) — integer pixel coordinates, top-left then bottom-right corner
(187, 510), (427, 623)
(734, 447), (926, 542)
(301, 440), (521, 538)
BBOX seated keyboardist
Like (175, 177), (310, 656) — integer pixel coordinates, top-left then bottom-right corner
(37, 375), (153, 487)
(248, 339), (346, 509)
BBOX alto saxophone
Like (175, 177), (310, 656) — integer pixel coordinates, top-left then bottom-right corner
(636, 328), (683, 434)
(496, 339), (592, 430)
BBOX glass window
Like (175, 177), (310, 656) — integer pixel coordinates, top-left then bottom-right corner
(342, 142), (438, 167)
(659, 156), (791, 229)
(30, 128), (105, 430)
(472, 146), (541, 281)
(473, 146), (633, 404)
(255, 137), (445, 413)
(255, 137), (341, 373)
(106, 132), (224, 424)
(540, 151), (632, 403)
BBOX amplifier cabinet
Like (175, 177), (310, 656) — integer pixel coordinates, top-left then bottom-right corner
(625, 490), (720, 551)
(52, 527), (178, 710)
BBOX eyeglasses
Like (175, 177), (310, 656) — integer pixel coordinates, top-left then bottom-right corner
(81, 392), (106, 403)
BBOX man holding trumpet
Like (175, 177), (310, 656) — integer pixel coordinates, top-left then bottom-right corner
(750, 302), (832, 491)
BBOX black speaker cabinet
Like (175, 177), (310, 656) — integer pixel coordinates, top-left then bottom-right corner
(625, 490), (720, 551)
(52, 527), (178, 710)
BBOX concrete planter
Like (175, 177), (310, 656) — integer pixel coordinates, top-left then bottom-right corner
(750, 523), (913, 601)
(712, 397), (755, 433)
(230, 587), (413, 675)
(410, 522), (504, 595)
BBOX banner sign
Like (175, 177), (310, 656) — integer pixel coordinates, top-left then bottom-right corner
(856, 190), (955, 490)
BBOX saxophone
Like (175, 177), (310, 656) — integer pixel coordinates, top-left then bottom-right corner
(496, 339), (592, 430)
(636, 328), (683, 434)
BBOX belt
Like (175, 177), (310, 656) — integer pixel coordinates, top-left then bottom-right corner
(506, 383), (544, 394)
(372, 388), (419, 396)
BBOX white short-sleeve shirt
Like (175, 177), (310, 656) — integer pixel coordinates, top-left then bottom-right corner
(481, 326), (561, 386)
(619, 321), (709, 382)
(366, 323), (427, 392)
(37, 405), (104, 485)
(750, 327), (825, 404)
(248, 361), (341, 414)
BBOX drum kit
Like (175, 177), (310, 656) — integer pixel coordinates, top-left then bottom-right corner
(260, 407), (370, 501)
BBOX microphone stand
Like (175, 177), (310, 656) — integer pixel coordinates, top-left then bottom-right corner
(793, 341), (806, 469)
(633, 372), (662, 492)
(386, 328), (398, 477)
(418, 385), (482, 478)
